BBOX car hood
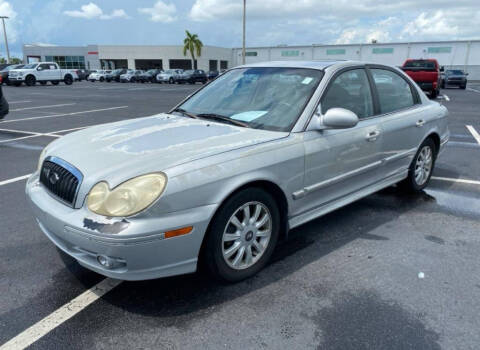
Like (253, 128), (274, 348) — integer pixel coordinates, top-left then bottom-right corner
(45, 113), (288, 186)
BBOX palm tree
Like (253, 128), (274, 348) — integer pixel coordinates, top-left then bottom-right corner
(183, 30), (203, 70)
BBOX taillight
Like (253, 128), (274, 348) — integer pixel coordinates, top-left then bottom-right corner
(0, 75), (3, 83)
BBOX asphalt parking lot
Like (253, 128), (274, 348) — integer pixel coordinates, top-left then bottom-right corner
(1, 81), (479, 350)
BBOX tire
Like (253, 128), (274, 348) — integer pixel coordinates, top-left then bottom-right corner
(461, 84), (466, 90)
(6, 81), (11, 86)
(441, 81), (445, 89)
(40, 81), (47, 85)
(99, 77), (104, 82)
(430, 89), (438, 99)
(51, 81), (59, 85)
(202, 79), (207, 84)
(169, 78), (174, 84)
(130, 77), (136, 83)
(64, 75), (73, 85)
(204, 187), (280, 282)
(399, 138), (436, 193)
(25, 75), (36, 86)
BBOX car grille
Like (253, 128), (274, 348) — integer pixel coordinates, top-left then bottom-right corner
(40, 160), (80, 206)
(448, 77), (462, 81)
(9, 72), (18, 77)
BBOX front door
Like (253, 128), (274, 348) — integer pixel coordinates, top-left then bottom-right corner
(298, 68), (384, 216)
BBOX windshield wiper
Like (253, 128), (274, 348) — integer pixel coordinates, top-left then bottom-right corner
(171, 108), (198, 119)
(196, 113), (250, 128)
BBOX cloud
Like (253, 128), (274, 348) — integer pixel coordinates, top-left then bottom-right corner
(64, 2), (129, 20)
(138, 1), (177, 23)
(0, 0), (18, 43)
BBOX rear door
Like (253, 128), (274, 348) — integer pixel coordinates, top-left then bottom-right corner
(300, 67), (384, 215)
(48, 63), (60, 80)
(368, 66), (426, 178)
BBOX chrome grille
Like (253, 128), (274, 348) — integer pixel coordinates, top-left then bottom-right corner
(40, 158), (82, 206)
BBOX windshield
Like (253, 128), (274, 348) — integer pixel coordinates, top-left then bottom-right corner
(447, 70), (463, 75)
(22, 63), (38, 69)
(404, 60), (435, 69)
(177, 67), (323, 132)
(164, 70), (175, 74)
(184, 70), (194, 74)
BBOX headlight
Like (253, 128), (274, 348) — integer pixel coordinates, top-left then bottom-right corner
(87, 173), (167, 217)
(37, 141), (54, 172)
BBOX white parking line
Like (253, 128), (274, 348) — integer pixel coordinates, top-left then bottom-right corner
(10, 103), (76, 112)
(467, 87), (480, 93)
(466, 125), (480, 145)
(443, 94), (450, 101)
(431, 176), (480, 186)
(0, 278), (122, 350)
(0, 106), (128, 123)
(8, 100), (32, 104)
(0, 174), (32, 186)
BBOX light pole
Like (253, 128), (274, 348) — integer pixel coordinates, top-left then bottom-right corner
(242, 0), (246, 65)
(0, 16), (10, 64)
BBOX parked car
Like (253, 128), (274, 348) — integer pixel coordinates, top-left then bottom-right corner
(207, 70), (219, 80)
(120, 70), (143, 83)
(0, 78), (8, 119)
(176, 69), (208, 84)
(105, 68), (128, 82)
(0, 64), (24, 85)
(8, 62), (77, 86)
(27, 61), (449, 282)
(156, 69), (183, 84)
(441, 69), (468, 89)
(138, 69), (163, 83)
(400, 59), (443, 98)
(88, 70), (112, 82)
(74, 69), (89, 81)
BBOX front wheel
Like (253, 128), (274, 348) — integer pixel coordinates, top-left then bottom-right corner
(25, 75), (36, 86)
(99, 77), (104, 82)
(399, 138), (436, 192)
(204, 188), (280, 282)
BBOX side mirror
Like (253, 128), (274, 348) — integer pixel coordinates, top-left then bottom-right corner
(316, 107), (359, 130)
(37, 67), (43, 71)
(440, 66), (445, 72)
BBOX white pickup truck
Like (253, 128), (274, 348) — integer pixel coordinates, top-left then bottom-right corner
(8, 62), (78, 86)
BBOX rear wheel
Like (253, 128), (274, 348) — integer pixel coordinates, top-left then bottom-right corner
(99, 77), (104, 82)
(25, 75), (36, 86)
(430, 89), (438, 99)
(169, 77), (174, 84)
(399, 138), (436, 192)
(204, 188), (280, 282)
(64, 75), (73, 85)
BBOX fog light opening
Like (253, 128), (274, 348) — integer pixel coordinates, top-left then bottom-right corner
(97, 255), (114, 269)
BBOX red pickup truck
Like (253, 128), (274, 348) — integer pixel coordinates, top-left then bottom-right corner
(400, 59), (443, 99)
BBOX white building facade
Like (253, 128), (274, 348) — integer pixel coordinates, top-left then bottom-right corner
(23, 40), (480, 79)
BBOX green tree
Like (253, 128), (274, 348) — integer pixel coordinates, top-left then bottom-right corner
(183, 30), (203, 70)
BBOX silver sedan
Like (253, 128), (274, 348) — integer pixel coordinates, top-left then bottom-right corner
(26, 60), (449, 282)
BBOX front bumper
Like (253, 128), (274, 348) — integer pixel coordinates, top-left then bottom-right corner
(26, 173), (217, 280)
(445, 79), (466, 86)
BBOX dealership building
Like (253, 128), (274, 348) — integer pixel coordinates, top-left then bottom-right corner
(23, 39), (480, 79)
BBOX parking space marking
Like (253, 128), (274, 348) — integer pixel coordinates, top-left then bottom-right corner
(466, 125), (480, 145)
(431, 176), (480, 186)
(10, 103), (76, 112)
(467, 87), (480, 93)
(8, 100), (32, 104)
(0, 174), (32, 187)
(0, 278), (122, 350)
(443, 94), (450, 101)
(0, 106), (128, 123)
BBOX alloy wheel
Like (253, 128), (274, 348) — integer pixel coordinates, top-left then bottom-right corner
(414, 145), (433, 186)
(222, 201), (272, 270)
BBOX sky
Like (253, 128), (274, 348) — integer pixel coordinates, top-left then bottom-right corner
(1, 0), (479, 58)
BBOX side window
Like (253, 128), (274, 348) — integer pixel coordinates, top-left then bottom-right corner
(49, 64), (56, 70)
(321, 69), (374, 119)
(371, 69), (415, 114)
(39, 64), (50, 70)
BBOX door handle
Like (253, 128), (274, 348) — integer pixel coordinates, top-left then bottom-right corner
(416, 119), (426, 127)
(366, 130), (380, 142)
